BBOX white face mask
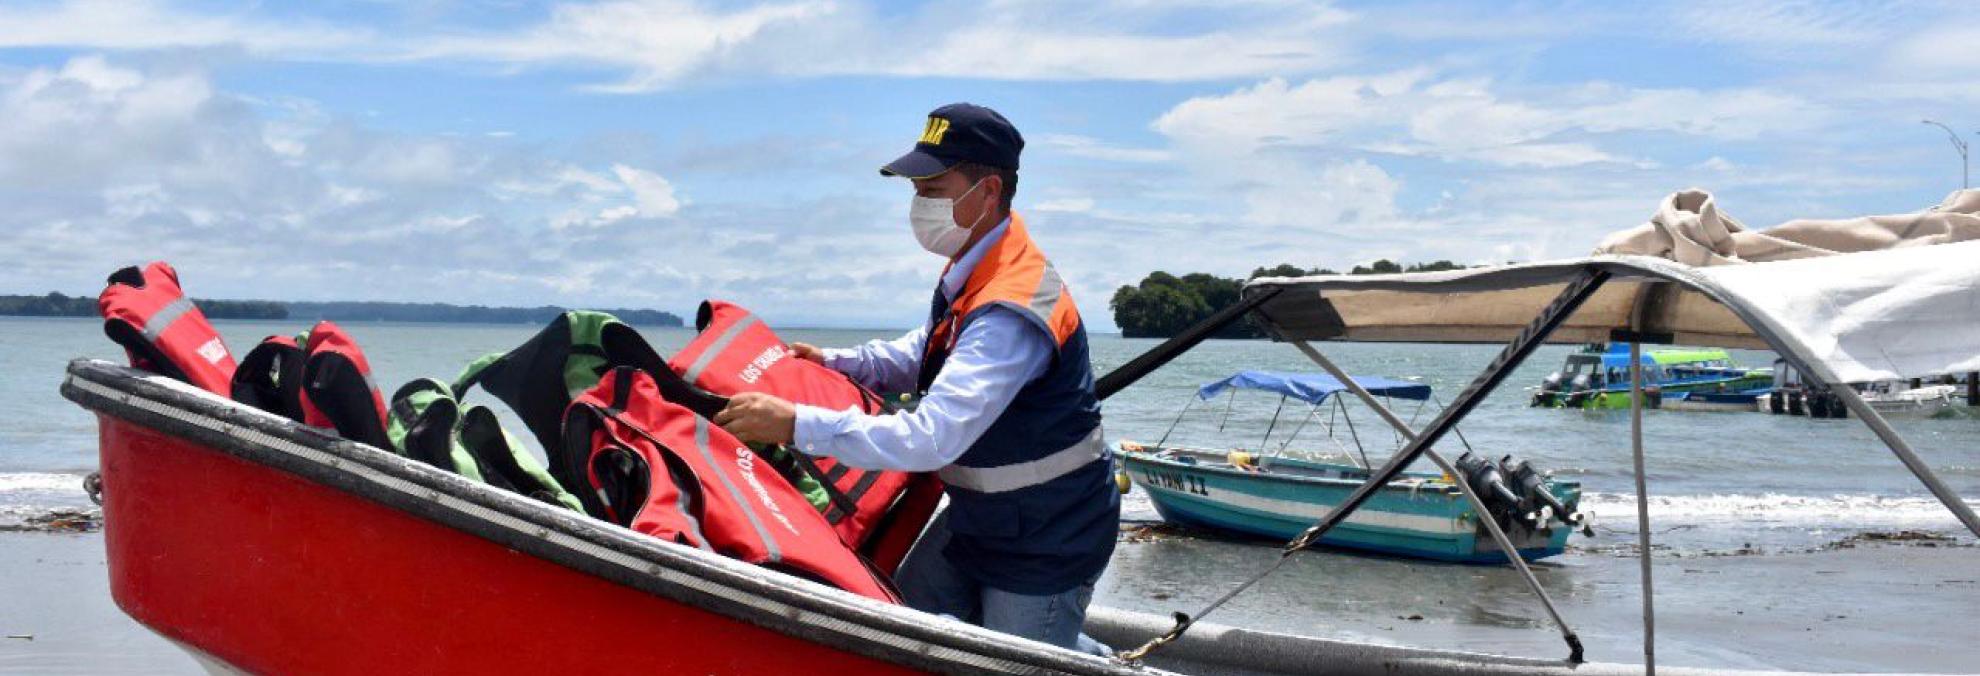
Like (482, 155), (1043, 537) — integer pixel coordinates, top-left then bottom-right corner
(909, 178), (988, 258)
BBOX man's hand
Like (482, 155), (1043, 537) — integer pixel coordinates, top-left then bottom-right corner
(789, 342), (826, 364)
(714, 392), (797, 445)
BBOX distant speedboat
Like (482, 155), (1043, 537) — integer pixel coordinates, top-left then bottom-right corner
(1117, 371), (1586, 563)
(1530, 343), (1771, 410)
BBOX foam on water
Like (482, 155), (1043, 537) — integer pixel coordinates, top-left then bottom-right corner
(0, 472), (94, 526)
(1577, 492), (1977, 528)
(0, 471), (88, 498)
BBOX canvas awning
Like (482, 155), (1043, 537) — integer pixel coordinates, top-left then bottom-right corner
(1196, 371), (1430, 406)
(1244, 240), (1980, 384)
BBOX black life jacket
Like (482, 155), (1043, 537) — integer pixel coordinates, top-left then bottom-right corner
(563, 366), (899, 603)
(233, 334), (318, 423)
(98, 261), (236, 395)
(299, 321), (391, 449)
(450, 311), (625, 493)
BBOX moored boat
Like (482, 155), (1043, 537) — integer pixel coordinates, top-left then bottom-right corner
(1118, 371), (1583, 563)
(1530, 343), (1771, 410)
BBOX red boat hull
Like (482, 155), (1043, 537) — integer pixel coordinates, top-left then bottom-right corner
(98, 417), (922, 675)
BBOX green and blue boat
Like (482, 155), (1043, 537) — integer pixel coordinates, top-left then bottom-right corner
(1529, 343), (1772, 410)
(1117, 371), (1584, 563)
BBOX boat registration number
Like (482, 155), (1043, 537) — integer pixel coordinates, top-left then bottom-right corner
(1143, 470), (1210, 496)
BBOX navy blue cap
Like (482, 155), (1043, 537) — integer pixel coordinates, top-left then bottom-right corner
(880, 103), (1023, 178)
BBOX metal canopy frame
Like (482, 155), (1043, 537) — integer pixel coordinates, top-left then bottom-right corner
(1098, 261), (1980, 670)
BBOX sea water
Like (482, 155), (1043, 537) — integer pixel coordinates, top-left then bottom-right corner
(5, 316), (1978, 671)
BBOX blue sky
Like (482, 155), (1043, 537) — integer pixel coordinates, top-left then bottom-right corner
(1, 0), (1975, 330)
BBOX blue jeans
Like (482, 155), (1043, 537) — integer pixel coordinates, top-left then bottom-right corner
(896, 511), (1112, 656)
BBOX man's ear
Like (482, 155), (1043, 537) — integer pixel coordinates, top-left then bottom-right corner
(979, 174), (1004, 210)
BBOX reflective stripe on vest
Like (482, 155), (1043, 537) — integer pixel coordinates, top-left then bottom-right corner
(680, 312), (759, 383)
(691, 415), (781, 562)
(139, 296), (196, 343)
(938, 426), (1106, 494)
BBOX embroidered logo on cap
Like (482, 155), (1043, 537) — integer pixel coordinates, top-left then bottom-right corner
(919, 116), (951, 145)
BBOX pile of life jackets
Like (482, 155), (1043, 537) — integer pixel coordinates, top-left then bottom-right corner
(99, 262), (938, 604)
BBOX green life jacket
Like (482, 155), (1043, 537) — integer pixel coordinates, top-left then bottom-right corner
(386, 378), (486, 481)
(386, 378), (583, 512)
(449, 311), (831, 516)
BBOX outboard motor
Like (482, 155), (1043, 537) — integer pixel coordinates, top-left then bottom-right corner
(1454, 452), (1525, 519)
(1532, 371), (1566, 407)
(1501, 456), (1590, 535)
(1561, 373), (1597, 408)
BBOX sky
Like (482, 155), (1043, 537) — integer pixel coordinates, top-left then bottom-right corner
(2, 0), (1976, 330)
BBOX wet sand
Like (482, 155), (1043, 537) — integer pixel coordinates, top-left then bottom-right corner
(4, 529), (1975, 674)
(1097, 527), (1980, 673)
(0, 533), (196, 674)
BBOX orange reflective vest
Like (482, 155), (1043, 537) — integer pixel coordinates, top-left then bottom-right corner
(916, 213), (1115, 595)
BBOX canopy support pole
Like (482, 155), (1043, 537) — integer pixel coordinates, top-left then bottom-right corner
(1288, 339), (1585, 662)
(1338, 394), (1372, 469)
(1258, 395), (1289, 453)
(1629, 341), (1658, 675)
(1829, 382), (1980, 538)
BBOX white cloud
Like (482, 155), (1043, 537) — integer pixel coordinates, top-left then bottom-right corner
(1034, 197), (1095, 213)
(408, 0), (834, 93)
(611, 164), (682, 217)
(1040, 135), (1170, 163)
(1155, 72), (1825, 169)
(0, 0), (1359, 92)
(0, 0), (366, 54)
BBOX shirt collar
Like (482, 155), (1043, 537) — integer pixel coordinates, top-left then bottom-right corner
(940, 216), (1010, 301)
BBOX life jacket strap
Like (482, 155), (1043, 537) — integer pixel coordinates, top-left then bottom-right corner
(937, 426), (1106, 494)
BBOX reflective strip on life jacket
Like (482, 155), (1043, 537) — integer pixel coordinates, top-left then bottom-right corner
(935, 426), (1106, 494)
(98, 261), (237, 395)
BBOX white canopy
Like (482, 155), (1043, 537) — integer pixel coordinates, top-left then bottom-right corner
(1245, 240), (1980, 384)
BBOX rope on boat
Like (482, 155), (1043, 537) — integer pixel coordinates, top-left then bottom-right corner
(1270, 404), (1320, 457)
(1154, 394), (1194, 448)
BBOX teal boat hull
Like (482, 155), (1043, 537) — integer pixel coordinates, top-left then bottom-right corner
(1120, 446), (1576, 563)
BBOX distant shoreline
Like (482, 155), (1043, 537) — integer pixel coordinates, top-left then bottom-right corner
(0, 292), (683, 327)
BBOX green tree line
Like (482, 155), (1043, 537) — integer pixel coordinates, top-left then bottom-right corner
(0, 292), (683, 326)
(0, 292), (287, 319)
(1109, 260), (1470, 339)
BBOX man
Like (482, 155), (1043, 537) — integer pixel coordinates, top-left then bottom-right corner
(715, 103), (1117, 654)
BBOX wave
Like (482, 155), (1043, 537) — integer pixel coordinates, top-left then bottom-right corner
(1577, 492), (1978, 527)
(0, 472), (88, 497)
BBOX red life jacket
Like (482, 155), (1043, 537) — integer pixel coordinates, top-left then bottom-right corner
(299, 321), (392, 449)
(564, 367), (899, 603)
(98, 262), (237, 395)
(663, 301), (941, 573)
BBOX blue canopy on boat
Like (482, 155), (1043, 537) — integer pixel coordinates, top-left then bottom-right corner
(1196, 371), (1431, 405)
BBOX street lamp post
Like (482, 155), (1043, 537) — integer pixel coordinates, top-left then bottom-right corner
(1921, 119), (1969, 190)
